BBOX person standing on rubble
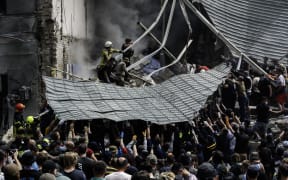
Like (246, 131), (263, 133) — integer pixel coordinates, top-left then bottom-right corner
(97, 41), (121, 83)
(121, 38), (134, 67)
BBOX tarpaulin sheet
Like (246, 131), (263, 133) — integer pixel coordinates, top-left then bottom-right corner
(44, 63), (230, 125)
(202, 0), (288, 61)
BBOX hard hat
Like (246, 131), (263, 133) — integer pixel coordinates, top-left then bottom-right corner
(15, 103), (25, 111)
(26, 116), (34, 124)
(105, 41), (113, 48)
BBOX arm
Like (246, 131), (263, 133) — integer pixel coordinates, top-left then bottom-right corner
(112, 48), (122, 53)
(67, 122), (75, 141)
(126, 135), (137, 154)
(225, 116), (234, 134)
(232, 112), (241, 125)
(133, 144), (138, 158)
(218, 115), (227, 129)
(13, 150), (22, 170)
(168, 132), (174, 152)
(204, 121), (215, 134)
(142, 130), (147, 151)
(90, 152), (98, 161)
(84, 126), (89, 144)
(191, 129), (199, 145)
(119, 132), (128, 154)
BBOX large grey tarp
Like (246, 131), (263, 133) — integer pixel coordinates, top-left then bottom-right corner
(44, 64), (230, 125)
(202, 0), (288, 60)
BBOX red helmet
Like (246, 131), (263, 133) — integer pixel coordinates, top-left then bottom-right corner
(15, 103), (25, 111)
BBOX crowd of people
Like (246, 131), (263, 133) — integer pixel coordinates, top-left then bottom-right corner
(4, 55), (288, 180)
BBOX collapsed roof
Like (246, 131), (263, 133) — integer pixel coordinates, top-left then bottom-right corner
(44, 63), (230, 125)
(202, 0), (288, 60)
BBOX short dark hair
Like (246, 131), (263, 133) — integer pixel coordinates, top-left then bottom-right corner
(92, 161), (107, 177)
(78, 143), (87, 155)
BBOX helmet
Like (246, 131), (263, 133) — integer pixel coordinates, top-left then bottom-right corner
(26, 116), (34, 124)
(15, 103), (25, 111)
(104, 41), (113, 48)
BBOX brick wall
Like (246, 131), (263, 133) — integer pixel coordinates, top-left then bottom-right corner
(37, 0), (81, 79)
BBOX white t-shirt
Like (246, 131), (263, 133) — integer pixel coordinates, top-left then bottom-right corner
(278, 74), (286, 87)
(105, 171), (131, 180)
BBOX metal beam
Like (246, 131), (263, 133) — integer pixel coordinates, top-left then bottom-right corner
(137, 21), (176, 60)
(47, 66), (85, 80)
(182, 0), (268, 77)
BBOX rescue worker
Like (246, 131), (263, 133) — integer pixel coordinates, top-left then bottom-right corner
(13, 103), (25, 136)
(97, 41), (122, 83)
(25, 115), (37, 138)
(113, 61), (128, 86)
(121, 38), (134, 67)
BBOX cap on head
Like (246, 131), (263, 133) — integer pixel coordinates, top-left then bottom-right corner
(105, 41), (113, 48)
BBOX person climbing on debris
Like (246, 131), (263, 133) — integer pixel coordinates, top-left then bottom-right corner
(97, 41), (122, 83)
(121, 38), (134, 67)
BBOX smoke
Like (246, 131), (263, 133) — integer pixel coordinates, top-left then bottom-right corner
(69, 0), (217, 79)
(87, 0), (161, 55)
(69, 40), (97, 80)
(68, 0), (162, 79)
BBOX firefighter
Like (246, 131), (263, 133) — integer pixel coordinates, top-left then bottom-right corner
(97, 41), (122, 83)
(13, 103), (25, 136)
(25, 115), (37, 138)
(121, 38), (134, 67)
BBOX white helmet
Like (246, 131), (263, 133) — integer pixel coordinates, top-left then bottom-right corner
(104, 41), (113, 48)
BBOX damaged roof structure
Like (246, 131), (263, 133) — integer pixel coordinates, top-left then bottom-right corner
(202, 0), (288, 61)
(43, 0), (288, 125)
(44, 63), (230, 125)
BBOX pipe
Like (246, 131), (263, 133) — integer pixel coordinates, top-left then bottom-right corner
(147, 39), (193, 79)
(127, 72), (153, 85)
(119, 0), (169, 56)
(127, 0), (176, 71)
(137, 21), (176, 60)
(179, 0), (192, 33)
(47, 66), (85, 80)
(182, 0), (268, 77)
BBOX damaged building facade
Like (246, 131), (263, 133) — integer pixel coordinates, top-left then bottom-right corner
(0, 0), (88, 132)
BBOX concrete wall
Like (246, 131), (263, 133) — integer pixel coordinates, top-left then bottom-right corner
(52, 0), (87, 39)
(38, 0), (87, 79)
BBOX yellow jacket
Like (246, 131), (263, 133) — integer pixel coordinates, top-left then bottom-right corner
(99, 48), (120, 66)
